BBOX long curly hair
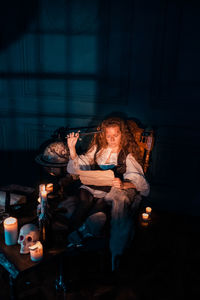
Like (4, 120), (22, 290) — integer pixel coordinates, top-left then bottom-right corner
(87, 117), (143, 165)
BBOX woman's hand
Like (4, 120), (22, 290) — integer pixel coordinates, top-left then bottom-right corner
(112, 178), (124, 189)
(112, 178), (136, 190)
(66, 131), (79, 150)
(66, 131), (79, 159)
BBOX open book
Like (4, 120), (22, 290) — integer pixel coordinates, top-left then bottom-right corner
(78, 170), (114, 186)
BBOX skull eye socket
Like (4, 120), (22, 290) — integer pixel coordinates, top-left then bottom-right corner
(19, 235), (24, 241)
(27, 236), (32, 242)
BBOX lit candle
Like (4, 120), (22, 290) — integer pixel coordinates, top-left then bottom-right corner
(41, 191), (47, 201)
(3, 217), (18, 246)
(29, 241), (43, 262)
(142, 213), (149, 221)
(145, 207), (152, 215)
(39, 184), (46, 197)
(46, 183), (53, 194)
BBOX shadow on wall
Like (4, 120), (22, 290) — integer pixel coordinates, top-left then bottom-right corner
(0, 0), (39, 51)
(0, 150), (41, 187)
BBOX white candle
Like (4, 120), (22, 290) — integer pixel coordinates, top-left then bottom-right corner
(142, 213), (149, 221)
(29, 241), (43, 262)
(41, 190), (47, 201)
(145, 207), (152, 214)
(39, 184), (45, 192)
(39, 184), (46, 197)
(4, 217), (18, 246)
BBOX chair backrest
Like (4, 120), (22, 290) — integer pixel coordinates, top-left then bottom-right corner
(128, 121), (154, 174)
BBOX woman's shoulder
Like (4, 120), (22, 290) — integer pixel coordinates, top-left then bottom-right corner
(126, 152), (136, 161)
(84, 145), (100, 158)
(86, 144), (97, 152)
(126, 153), (144, 170)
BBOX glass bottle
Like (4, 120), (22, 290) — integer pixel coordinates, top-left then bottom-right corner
(38, 190), (51, 248)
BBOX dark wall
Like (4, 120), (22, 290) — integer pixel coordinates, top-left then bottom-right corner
(0, 0), (200, 214)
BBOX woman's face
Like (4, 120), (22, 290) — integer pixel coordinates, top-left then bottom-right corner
(105, 126), (121, 149)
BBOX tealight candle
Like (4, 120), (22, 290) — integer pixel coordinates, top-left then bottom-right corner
(3, 217), (18, 246)
(29, 241), (43, 262)
(46, 183), (53, 194)
(142, 213), (149, 221)
(145, 207), (152, 214)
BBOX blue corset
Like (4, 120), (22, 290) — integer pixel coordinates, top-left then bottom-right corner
(99, 164), (115, 170)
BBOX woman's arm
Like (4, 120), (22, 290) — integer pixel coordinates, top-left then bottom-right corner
(112, 178), (136, 189)
(67, 131), (79, 160)
(123, 181), (136, 189)
(123, 154), (150, 196)
(67, 143), (97, 175)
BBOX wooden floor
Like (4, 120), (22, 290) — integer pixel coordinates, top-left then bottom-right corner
(1, 209), (200, 300)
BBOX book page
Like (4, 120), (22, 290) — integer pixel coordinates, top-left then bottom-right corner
(78, 170), (114, 186)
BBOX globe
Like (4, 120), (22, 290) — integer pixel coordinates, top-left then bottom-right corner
(35, 140), (70, 177)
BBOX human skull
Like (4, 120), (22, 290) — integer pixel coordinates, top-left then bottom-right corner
(18, 224), (39, 254)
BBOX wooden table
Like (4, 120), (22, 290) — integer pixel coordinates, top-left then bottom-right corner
(0, 207), (69, 300)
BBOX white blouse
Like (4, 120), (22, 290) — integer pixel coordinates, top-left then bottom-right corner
(67, 146), (150, 197)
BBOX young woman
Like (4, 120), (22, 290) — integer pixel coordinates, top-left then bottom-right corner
(66, 117), (150, 270)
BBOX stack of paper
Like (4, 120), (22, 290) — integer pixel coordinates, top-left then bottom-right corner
(78, 170), (114, 186)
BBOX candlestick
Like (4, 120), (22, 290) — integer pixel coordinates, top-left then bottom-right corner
(37, 203), (41, 217)
(4, 217), (18, 246)
(29, 241), (43, 262)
